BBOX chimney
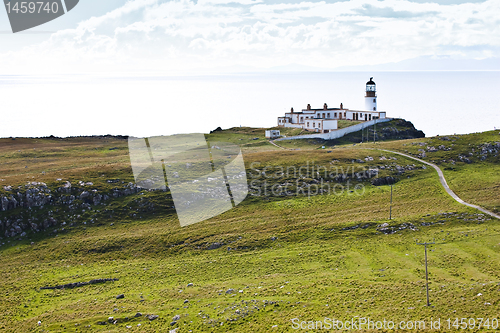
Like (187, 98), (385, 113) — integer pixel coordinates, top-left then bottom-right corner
(307, 104), (311, 110)
(323, 103), (328, 110)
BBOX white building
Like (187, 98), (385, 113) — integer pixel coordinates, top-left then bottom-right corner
(265, 130), (281, 139)
(277, 78), (386, 133)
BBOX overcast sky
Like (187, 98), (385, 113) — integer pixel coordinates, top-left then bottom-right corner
(0, 0), (498, 74)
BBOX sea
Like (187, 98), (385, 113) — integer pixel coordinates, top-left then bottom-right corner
(0, 71), (498, 138)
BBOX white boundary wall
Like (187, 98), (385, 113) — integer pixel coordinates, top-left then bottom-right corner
(275, 118), (392, 141)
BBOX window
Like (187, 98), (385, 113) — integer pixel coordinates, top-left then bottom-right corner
(313, 122), (315, 127)
(373, 99), (376, 102)
(300, 117), (303, 122)
(307, 122), (309, 127)
(373, 107), (376, 111)
(327, 113), (330, 118)
(334, 112), (337, 118)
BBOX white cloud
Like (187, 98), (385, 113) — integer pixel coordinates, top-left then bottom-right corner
(0, 0), (498, 74)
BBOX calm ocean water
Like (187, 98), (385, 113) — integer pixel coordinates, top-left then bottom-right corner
(0, 71), (498, 138)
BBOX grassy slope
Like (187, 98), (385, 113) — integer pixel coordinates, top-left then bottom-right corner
(0, 130), (499, 332)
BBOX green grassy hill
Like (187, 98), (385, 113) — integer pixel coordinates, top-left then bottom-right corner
(0, 127), (499, 332)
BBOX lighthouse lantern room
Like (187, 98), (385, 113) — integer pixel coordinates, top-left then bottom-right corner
(365, 77), (377, 111)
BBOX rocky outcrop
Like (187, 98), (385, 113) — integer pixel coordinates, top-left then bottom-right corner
(372, 176), (397, 186)
(0, 180), (145, 238)
(40, 278), (119, 290)
(379, 120), (425, 140)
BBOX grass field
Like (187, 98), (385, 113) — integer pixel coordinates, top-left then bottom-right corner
(0, 126), (499, 332)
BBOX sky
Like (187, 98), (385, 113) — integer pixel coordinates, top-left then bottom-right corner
(0, 0), (499, 74)
(0, 0), (498, 138)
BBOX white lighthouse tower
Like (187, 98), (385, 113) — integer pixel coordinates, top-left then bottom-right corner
(365, 77), (377, 111)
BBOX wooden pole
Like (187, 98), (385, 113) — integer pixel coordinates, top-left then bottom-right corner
(389, 184), (393, 220)
(416, 241), (435, 306)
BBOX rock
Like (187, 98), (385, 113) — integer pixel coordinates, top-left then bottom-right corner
(40, 278), (118, 290)
(209, 127), (222, 134)
(207, 242), (222, 250)
(170, 328), (179, 333)
(371, 176), (397, 186)
(183, 299), (189, 304)
(116, 294), (125, 299)
(147, 314), (159, 321)
(172, 314), (181, 321)
(187, 283), (194, 287)
(226, 288), (235, 294)
(134, 312), (142, 317)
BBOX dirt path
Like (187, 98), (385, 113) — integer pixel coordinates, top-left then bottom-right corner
(268, 140), (287, 149)
(267, 140), (499, 219)
(377, 149), (500, 220)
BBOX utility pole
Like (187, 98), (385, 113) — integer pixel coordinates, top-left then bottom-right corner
(389, 184), (393, 220)
(416, 241), (435, 306)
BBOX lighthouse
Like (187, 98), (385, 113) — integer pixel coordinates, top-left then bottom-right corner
(365, 77), (377, 112)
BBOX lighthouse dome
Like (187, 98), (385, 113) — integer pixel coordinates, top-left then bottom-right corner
(366, 77), (375, 85)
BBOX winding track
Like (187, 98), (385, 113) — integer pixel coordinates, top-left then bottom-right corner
(376, 148), (500, 220)
(268, 140), (500, 220)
